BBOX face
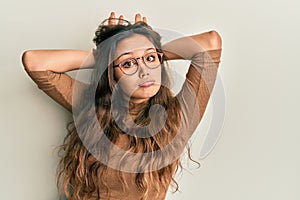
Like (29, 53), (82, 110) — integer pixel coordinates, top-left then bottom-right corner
(113, 34), (162, 103)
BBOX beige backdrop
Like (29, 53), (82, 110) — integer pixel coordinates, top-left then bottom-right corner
(1, 0), (299, 199)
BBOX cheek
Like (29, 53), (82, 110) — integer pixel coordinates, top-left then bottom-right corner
(114, 67), (162, 97)
(113, 68), (123, 81)
(116, 74), (139, 95)
(155, 67), (162, 83)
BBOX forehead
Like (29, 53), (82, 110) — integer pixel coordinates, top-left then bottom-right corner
(114, 34), (155, 58)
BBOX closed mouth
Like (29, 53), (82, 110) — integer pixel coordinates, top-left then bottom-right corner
(139, 80), (155, 87)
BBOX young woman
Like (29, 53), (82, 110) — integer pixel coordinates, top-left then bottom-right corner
(22, 12), (222, 200)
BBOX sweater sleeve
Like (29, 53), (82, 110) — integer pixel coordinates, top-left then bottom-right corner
(176, 49), (222, 138)
(25, 70), (89, 113)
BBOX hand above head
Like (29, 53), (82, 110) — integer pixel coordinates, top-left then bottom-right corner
(107, 11), (124, 26)
(107, 12), (148, 26)
(134, 13), (147, 24)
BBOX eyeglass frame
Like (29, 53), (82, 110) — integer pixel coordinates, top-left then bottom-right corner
(112, 52), (164, 75)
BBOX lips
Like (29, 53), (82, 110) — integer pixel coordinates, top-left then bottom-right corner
(139, 80), (155, 87)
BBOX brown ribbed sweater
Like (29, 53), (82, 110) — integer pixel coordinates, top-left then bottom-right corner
(24, 49), (221, 200)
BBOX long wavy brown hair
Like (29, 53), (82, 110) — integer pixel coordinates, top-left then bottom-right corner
(56, 21), (196, 200)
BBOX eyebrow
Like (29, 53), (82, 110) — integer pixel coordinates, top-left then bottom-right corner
(115, 48), (156, 61)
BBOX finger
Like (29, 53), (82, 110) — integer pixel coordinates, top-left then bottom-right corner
(108, 12), (116, 25)
(142, 16), (147, 24)
(118, 15), (124, 25)
(135, 13), (141, 23)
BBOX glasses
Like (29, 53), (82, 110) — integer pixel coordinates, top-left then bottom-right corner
(113, 52), (163, 75)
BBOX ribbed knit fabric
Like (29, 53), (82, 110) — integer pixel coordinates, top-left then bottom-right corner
(25, 49), (222, 200)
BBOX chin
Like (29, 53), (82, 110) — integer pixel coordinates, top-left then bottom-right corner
(131, 85), (161, 102)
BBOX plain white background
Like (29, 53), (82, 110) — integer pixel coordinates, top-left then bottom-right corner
(1, 0), (300, 199)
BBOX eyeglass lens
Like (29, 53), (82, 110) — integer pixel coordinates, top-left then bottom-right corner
(119, 52), (162, 75)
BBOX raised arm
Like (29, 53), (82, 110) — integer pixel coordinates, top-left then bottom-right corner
(162, 30), (222, 60)
(22, 49), (94, 113)
(22, 49), (94, 72)
(163, 30), (222, 141)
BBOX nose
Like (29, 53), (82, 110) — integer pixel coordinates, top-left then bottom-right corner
(137, 58), (150, 78)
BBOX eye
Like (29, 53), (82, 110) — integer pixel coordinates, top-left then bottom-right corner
(121, 59), (136, 68)
(145, 54), (156, 62)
